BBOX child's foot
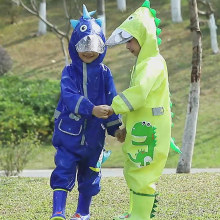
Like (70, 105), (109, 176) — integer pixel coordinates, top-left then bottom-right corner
(113, 212), (130, 219)
(70, 213), (90, 220)
(50, 211), (66, 220)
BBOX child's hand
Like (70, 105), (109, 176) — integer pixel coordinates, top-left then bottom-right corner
(115, 128), (126, 143)
(92, 105), (109, 119)
(107, 106), (114, 116)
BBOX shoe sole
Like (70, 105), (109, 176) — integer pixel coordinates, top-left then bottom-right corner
(50, 217), (65, 220)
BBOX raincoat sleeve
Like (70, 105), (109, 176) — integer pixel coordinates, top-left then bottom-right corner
(61, 66), (95, 116)
(103, 66), (122, 136)
(111, 59), (165, 115)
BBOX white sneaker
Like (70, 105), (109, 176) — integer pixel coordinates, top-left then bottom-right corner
(70, 213), (90, 220)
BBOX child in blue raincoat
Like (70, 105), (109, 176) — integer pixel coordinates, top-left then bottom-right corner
(50, 5), (122, 220)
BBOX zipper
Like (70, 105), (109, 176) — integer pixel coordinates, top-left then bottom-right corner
(81, 62), (88, 145)
(129, 58), (137, 87)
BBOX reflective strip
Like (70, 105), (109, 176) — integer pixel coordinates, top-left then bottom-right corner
(83, 62), (88, 98)
(81, 63), (88, 145)
(54, 109), (61, 119)
(106, 119), (122, 127)
(81, 134), (86, 145)
(69, 113), (81, 121)
(152, 107), (164, 116)
(75, 96), (84, 114)
(53, 188), (68, 192)
(58, 119), (82, 136)
(130, 58), (137, 87)
(80, 119), (87, 145)
(118, 93), (134, 112)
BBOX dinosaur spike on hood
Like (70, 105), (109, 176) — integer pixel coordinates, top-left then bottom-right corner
(142, 0), (150, 8)
(150, 8), (157, 17)
(156, 28), (162, 36)
(70, 19), (79, 29)
(96, 18), (103, 27)
(83, 4), (91, 19)
(89, 10), (96, 17)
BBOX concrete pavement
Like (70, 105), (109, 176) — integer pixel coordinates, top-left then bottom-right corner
(1, 168), (220, 177)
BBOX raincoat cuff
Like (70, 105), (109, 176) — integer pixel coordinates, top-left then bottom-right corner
(111, 103), (120, 115)
(86, 101), (95, 116)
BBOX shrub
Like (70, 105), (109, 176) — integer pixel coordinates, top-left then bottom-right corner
(0, 45), (12, 76)
(0, 75), (59, 143)
(0, 132), (40, 176)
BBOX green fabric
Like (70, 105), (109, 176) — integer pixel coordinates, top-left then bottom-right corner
(128, 193), (155, 219)
(111, 1), (171, 195)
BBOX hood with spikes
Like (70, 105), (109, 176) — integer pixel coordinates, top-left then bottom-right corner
(106, 0), (162, 61)
(69, 4), (106, 65)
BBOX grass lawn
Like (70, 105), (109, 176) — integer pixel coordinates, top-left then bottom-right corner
(0, 173), (219, 220)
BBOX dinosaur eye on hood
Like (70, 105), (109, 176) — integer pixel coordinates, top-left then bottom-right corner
(128, 15), (134, 21)
(80, 24), (88, 32)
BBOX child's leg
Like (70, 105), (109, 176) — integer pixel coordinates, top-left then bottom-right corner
(118, 116), (170, 219)
(76, 193), (92, 215)
(70, 149), (102, 219)
(50, 146), (78, 219)
(50, 189), (68, 220)
(128, 192), (158, 220)
(70, 193), (92, 220)
(113, 190), (133, 219)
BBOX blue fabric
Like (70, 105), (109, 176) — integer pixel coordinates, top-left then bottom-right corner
(51, 190), (67, 219)
(50, 14), (122, 194)
(76, 193), (92, 216)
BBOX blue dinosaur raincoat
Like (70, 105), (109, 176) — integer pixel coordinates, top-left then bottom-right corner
(50, 12), (121, 196)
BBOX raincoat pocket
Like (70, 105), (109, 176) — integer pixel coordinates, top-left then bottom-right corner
(58, 118), (83, 136)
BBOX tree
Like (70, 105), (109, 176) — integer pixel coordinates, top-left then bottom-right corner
(16, 0), (81, 65)
(198, 0), (219, 54)
(38, 0), (47, 35)
(97, 0), (106, 36)
(171, 0), (183, 23)
(176, 0), (202, 173)
(117, 0), (126, 12)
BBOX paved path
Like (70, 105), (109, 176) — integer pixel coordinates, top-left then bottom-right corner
(1, 168), (220, 178)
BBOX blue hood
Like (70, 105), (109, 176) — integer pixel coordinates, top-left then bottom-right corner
(69, 16), (106, 66)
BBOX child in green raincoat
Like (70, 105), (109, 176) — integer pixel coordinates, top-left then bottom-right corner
(106, 1), (172, 219)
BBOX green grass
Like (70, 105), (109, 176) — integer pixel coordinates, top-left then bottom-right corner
(1, 0), (220, 169)
(0, 173), (220, 219)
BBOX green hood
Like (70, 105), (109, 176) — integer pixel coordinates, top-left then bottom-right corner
(106, 1), (162, 63)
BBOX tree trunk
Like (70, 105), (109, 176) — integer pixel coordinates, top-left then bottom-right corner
(97, 0), (106, 36)
(208, 13), (219, 54)
(176, 0), (202, 173)
(171, 0), (183, 23)
(117, 0), (126, 12)
(38, 0), (47, 35)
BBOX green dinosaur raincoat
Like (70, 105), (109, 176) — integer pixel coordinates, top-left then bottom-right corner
(110, 5), (171, 195)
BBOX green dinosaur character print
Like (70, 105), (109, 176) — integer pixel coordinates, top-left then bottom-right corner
(128, 149), (153, 167)
(128, 121), (157, 167)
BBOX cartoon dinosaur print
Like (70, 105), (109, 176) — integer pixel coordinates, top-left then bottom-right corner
(128, 149), (153, 167)
(128, 121), (157, 167)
